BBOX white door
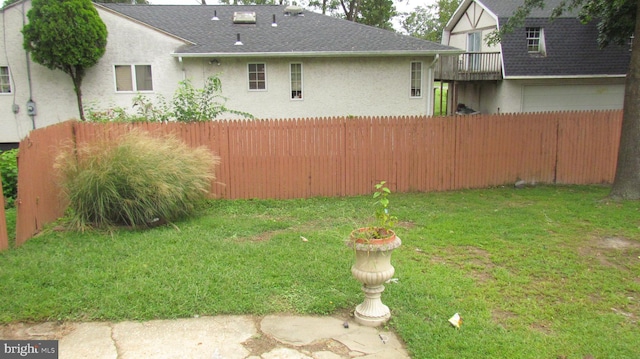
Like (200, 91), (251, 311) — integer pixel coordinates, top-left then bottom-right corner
(467, 32), (482, 71)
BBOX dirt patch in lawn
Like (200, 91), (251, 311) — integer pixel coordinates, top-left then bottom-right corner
(491, 308), (517, 329)
(578, 236), (640, 271)
(428, 246), (495, 283)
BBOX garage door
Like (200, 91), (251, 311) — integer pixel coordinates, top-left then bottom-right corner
(522, 84), (625, 113)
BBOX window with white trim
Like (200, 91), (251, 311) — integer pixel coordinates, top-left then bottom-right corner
(410, 62), (422, 98)
(248, 63), (266, 90)
(0, 66), (11, 94)
(526, 27), (546, 55)
(114, 65), (153, 92)
(290, 63), (303, 99)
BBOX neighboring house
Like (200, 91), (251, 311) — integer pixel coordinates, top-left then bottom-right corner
(436, 0), (631, 115)
(0, 1), (461, 145)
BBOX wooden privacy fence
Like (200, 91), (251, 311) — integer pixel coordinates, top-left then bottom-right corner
(10, 110), (622, 246)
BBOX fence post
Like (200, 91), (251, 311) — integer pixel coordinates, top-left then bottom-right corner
(0, 175), (8, 251)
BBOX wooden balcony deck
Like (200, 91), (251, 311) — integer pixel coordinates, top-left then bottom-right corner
(435, 52), (502, 81)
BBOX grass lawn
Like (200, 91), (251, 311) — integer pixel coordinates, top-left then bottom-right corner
(434, 82), (449, 116)
(1, 185), (639, 358)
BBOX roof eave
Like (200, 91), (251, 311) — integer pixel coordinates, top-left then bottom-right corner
(172, 49), (464, 58)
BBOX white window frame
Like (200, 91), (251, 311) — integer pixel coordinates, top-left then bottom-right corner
(114, 64), (154, 93)
(526, 27), (546, 55)
(410, 61), (423, 98)
(248, 63), (267, 91)
(289, 63), (303, 100)
(0, 66), (12, 94)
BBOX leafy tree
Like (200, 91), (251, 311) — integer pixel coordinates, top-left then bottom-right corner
(0, 149), (18, 208)
(93, 0), (149, 4)
(402, 0), (461, 42)
(22, 0), (107, 121)
(357, 0), (395, 29)
(489, 0), (639, 200)
(1, 0), (20, 8)
(222, 0), (397, 29)
(306, 0), (398, 29)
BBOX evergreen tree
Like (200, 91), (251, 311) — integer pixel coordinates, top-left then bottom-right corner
(22, 0), (108, 120)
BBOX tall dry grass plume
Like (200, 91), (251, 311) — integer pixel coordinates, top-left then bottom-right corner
(54, 129), (219, 229)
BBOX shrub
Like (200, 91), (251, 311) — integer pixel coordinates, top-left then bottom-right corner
(54, 130), (219, 229)
(85, 75), (253, 123)
(0, 149), (18, 208)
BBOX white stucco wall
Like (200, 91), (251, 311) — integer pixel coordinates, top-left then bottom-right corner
(0, 1), (184, 143)
(456, 78), (626, 114)
(0, 2), (187, 143)
(0, 1), (53, 143)
(82, 8), (187, 112)
(498, 78), (626, 113)
(181, 56), (434, 119)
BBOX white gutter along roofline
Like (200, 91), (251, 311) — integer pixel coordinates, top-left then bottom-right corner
(172, 49), (464, 59)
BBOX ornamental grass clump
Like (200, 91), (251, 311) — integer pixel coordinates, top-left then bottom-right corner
(55, 130), (219, 229)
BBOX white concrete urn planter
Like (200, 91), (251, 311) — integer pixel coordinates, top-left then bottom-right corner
(347, 227), (402, 327)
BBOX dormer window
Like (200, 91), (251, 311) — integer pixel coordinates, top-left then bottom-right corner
(526, 27), (546, 56)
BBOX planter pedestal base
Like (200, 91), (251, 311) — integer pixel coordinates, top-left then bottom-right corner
(354, 284), (391, 327)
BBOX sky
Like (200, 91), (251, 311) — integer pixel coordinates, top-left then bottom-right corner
(1, 0), (438, 17)
(142, 0), (438, 32)
(145, 0), (436, 7)
(1, 0), (438, 32)
(144, 0), (436, 14)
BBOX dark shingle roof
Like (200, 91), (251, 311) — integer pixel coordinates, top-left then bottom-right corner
(98, 4), (460, 56)
(476, 0), (630, 77)
(500, 18), (630, 77)
(478, 0), (578, 18)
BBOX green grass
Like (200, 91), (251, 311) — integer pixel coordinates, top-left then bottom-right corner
(1, 186), (639, 358)
(4, 207), (15, 244)
(434, 82), (449, 116)
(433, 88), (450, 116)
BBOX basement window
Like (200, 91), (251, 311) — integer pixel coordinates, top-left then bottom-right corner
(526, 27), (546, 56)
(0, 67), (11, 93)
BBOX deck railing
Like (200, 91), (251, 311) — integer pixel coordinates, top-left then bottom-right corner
(436, 52), (502, 81)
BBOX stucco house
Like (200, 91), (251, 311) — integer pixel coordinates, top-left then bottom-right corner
(0, 1), (460, 146)
(436, 0), (631, 115)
